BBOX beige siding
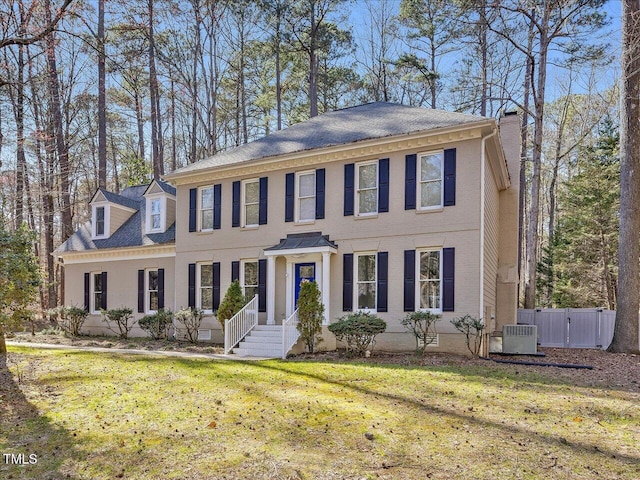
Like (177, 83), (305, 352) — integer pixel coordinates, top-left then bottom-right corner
(64, 255), (175, 338)
(484, 156), (500, 330)
(109, 205), (134, 236)
(173, 138), (485, 349)
(166, 197), (176, 229)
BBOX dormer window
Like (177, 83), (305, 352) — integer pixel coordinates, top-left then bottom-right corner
(91, 203), (110, 239)
(150, 199), (161, 230)
(145, 195), (166, 233)
(96, 207), (105, 236)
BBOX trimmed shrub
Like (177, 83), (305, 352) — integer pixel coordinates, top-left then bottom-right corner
(216, 280), (246, 333)
(174, 307), (204, 343)
(101, 307), (135, 339)
(138, 308), (173, 340)
(450, 314), (485, 357)
(328, 312), (386, 357)
(401, 311), (440, 355)
(55, 305), (88, 337)
(296, 280), (324, 353)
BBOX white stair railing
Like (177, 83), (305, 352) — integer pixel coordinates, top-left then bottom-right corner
(282, 309), (300, 359)
(224, 295), (258, 354)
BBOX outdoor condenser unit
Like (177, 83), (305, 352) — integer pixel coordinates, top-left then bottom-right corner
(502, 325), (538, 354)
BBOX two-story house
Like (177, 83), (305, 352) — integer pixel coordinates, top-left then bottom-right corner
(55, 102), (520, 357)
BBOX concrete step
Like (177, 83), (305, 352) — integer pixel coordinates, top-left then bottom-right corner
(233, 346), (282, 358)
(242, 335), (282, 344)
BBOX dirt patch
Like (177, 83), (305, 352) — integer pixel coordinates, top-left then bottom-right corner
(8, 332), (640, 392)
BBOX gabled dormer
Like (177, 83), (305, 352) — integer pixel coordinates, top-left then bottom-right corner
(143, 179), (176, 235)
(90, 189), (139, 240)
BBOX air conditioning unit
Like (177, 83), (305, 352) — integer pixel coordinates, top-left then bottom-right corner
(502, 325), (537, 354)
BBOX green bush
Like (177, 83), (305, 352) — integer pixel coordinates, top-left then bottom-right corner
(138, 308), (173, 340)
(328, 312), (386, 357)
(296, 280), (324, 353)
(401, 311), (440, 355)
(101, 307), (135, 339)
(174, 307), (204, 343)
(450, 314), (485, 357)
(216, 280), (246, 333)
(55, 305), (88, 337)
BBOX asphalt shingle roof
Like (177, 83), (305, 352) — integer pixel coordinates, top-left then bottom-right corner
(168, 102), (486, 177)
(265, 232), (338, 252)
(55, 184), (175, 254)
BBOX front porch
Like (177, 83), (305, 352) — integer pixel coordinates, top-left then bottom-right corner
(226, 232), (338, 358)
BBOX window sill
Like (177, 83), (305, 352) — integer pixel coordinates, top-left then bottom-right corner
(354, 213), (378, 220)
(295, 220), (316, 226)
(416, 206), (444, 214)
(241, 225), (259, 231)
(196, 230), (214, 235)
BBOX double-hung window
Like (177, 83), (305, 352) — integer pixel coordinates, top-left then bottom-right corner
(418, 250), (441, 310)
(356, 162), (378, 216)
(355, 253), (377, 311)
(96, 207), (105, 236)
(198, 263), (213, 312)
(199, 186), (214, 231)
(297, 171), (316, 222)
(150, 199), (161, 230)
(243, 180), (260, 227)
(419, 152), (444, 209)
(241, 260), (259, 299)
(147, 269), (159, 313)
(92, 273), (104, 313)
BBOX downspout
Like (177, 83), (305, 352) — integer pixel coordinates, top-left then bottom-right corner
(480, 129), (498, 322)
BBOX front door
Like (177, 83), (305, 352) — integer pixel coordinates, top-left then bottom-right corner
(294, 263), (316, 306)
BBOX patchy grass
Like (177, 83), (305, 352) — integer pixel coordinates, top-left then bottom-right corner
(1, 346), (639, 480)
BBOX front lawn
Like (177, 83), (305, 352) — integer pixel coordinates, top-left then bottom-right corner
(1, 346), (638, 479)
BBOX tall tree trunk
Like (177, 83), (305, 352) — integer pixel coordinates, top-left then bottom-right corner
(518, 14), (534, 306)
(98, 0), (107, 188)
(45, 0), (73, 242)
(148, 0), (162, 178)
(110, 134), (120, 193)
(523, 10), (549, 309)
(610, 0), (640, 353)
(28, 44), (57, 309)
(14, 39), (25, 228)
(309, 3), (318, 118)
(275, 1), (283, 130)
(135, 91), (145, 160)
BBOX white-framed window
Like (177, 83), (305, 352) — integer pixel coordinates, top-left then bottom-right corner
(241, 260), (259, 299)
(91, 272), (104, 314)
(355, 253), (377, 311)
(146, 269), (159, 313)
(92, 204), (109, 239)
(419, 151), (444, 209)
(197, 263), (213, 313)
(242, 179), (260, 227)
(356, 161), (378, 216)
(199, 186), (215, 231)
(145, 196), (166, 234)
(296, 171), (316, 222)
(417, 249), (442, 311)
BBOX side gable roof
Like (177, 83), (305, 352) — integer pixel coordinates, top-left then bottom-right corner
(91, 188), (139, 210)
(166, 102), (487, 178)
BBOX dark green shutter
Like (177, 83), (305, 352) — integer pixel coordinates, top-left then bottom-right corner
(213, 184), (222, 229)
(259, 177), (268, 225)
(232, 181), (240, 227)
(188, 264), (196, 308)
(212, 262), (221, 310)
(231, 261), (240, 283)
(377, 252), (388, 312)
(138, 270), (145, 313)
(158, 268), (165, 309)
(84, 272), (90, 312)
(442, 248), (455, 311)
(443, 149), (456, 207)
(258, 259), (267, 312)
(316, 168), (325, 219)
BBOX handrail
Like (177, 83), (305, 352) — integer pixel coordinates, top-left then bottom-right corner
(224, 295), (258, 354)
(282, 308), (300, 359)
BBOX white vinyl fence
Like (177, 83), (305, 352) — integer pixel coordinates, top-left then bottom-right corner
(517, 308), (616, 349)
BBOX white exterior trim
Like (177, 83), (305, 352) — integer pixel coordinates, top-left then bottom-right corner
(295, 170), (316, 223)
(241, 178), (260, 228)
(415, 248), (443, 314)
(56, 245), (175, 265)
(417, 150), (444, 211)
(354, 251), (378, 312)
(355, 160), (378, 217)
(145, 194), (167, 234)
(91, 203), (110, 240)
(480, 129), (497, 320)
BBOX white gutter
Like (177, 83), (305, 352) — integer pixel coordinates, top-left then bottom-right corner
(480, 128), (498, 321)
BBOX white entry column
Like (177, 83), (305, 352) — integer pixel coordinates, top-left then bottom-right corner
(266, 255), (276, 325)
(322, 251), (331, 325)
